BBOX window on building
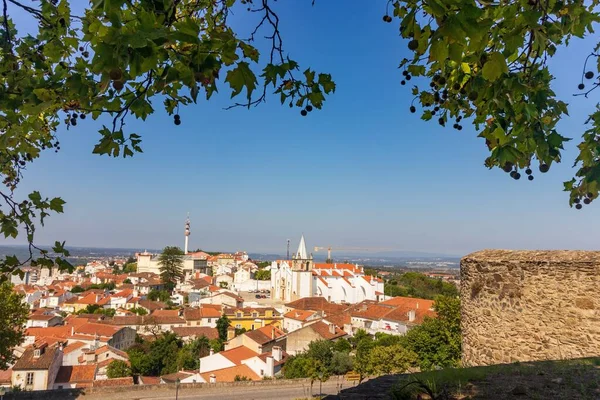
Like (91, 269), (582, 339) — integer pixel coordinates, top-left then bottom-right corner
(236, 312), (242, 318)
(260, 369), (264, 376)
(251, 324), (255, 330)
(252, 312), (258, 318)
(26, 372), (34, 386)
(235, 324), (242, 329)
(207, 318), (211, 323)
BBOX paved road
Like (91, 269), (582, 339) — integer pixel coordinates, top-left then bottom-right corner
(83, 379), (356, 400)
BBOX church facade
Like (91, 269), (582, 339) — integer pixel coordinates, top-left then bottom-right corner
(270, 236), (385, 304)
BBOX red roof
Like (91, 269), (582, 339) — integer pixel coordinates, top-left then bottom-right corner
(172, 327), (219, 340)
(200, 364), (261, 382)
(284, 309), (317, 322)
(55, 365), (97, 385)
(219, 346), (259, 365)
(308, 321), (347, 340)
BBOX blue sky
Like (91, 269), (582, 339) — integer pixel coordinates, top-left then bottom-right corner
(7, 1), (600, 256)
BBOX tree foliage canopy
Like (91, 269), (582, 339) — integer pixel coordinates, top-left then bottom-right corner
(384, 272), (458, 299)
(157, 246), (184, 287)
(3, 0), (600, 277)
(0, 282), (29, 370)
(106, 359), (132, 378)
(399, 295), (461, 370)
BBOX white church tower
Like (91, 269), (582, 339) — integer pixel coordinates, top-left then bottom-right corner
(291, 234), (314, 271)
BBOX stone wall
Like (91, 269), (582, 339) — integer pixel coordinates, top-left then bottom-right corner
(461, 250), (600, 367)
(5, 376), (348, 400)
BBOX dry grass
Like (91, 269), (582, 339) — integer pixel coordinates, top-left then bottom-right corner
(391, 358), (600, 400)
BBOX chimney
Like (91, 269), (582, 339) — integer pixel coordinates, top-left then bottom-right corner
(209, 374), (216, 384)
(209, 348), (214, 356)
(416, 302), (419, 309)
(329, 323), (336, 335)
(257, 345), (263, 354)
(71, 326), (74, 336)
(265, 356), (275, 378)
(408, 309), (416, 322)
(271, 327), (275, 340)
(272, 346), (282, 362)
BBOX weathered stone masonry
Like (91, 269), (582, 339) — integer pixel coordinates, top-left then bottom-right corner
(461, 250), (600, 367)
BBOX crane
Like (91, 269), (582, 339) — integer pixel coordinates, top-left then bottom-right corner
(313, 246), (392, 263)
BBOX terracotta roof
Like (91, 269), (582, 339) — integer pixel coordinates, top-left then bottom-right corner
(243, 325), (285, 346)
(324, 312), (351, 327)
(139, 376), (161, 385)
(308, 321), (347, 340)
(284, 309), (317, 322)
(349, 303), (396, 320)
(94, 344), (129, 359)
(200, 364), (261, 382)
(26, 326), (71, 340)
(215, 291), (243, 301)
(28, 314), (60, 321)
(138, 299), (166, 311)
(92, 377), (134, 387)
(284, 297), (347, 315)
(380, 296), (435, 310)
(75, 323), (123, 337)
(0, 369), (12, 384)
(150, 315), (186, 325)
(172, 327), (219, 340)
(184, 307), (222, 320)
(55, 365), (97, 384)
(219, 346), (259, 365)
(151, 309), (180, 317)
(13, 345), (60, 370)
(381, 305), (436, 324)
(160, 371), (199, 383)
(314, 263), (362, 273)
(63, 341), (86, 355)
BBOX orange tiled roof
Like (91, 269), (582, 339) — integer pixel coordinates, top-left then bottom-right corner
(63, 341), (86, 354)
(92, 377), (134, 387)
(380, 296), (435, 310)
(284, 309), (317, 322)
(55, 365), (97, 384)
(308, 321), (347, 340)
(243, 325), (285, 346)
(172, 327), (219, 340)
(200, 364), (261, 382)
(151, 309), (179, 317)
(219, 346), (259, 365)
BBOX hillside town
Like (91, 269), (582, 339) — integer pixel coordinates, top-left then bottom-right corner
(0, 223), (458, 393)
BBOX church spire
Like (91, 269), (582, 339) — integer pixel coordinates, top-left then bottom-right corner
(296, 234), (308, 260)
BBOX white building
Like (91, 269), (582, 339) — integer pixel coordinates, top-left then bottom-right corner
(270, 236), (385, 304)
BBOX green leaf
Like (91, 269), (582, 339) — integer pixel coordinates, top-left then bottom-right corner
(482, 52), (508, 82)
(429, 40), (448, 63)
(226, 62), (257, 101)
(49, 198), (66, 213)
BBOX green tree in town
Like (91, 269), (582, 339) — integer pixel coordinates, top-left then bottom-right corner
(216, 314), (230, 341)
(333, 337), (352, 353)
(70, 285), (85, 293)
(0, 282), (29, 369)
(282, 354), (312, 379)
(123, 263), (138, 274)
(106, 360), (132, 378)
(254, 269), (271, 280)
(176, 335), (211, 370)
(157, 246), (184, 291)
(306, 340), (334, 372)
(147, 289), (170, 302)
(362, 344), (418, 376)
(123, 278), (132, 284)
(308, 360), (330, 397)
(127, 332), (183, 376)
(130, 307), (148, 316)
(400, 295), (461, 370)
